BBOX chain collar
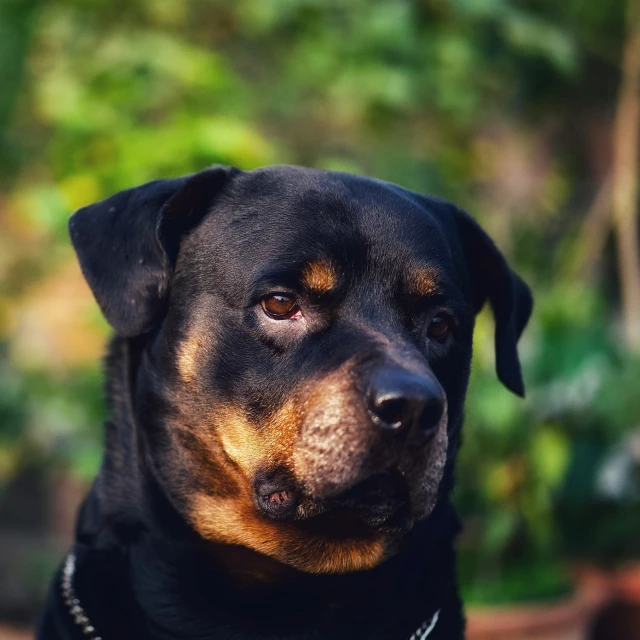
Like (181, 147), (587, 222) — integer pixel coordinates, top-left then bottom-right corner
(61, 552), (102, 640)
(408, 608), (440, 639)
(61, 550), (439, 640)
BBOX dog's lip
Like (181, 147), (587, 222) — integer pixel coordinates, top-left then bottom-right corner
(295, 469), (411, 528)
(253, 468), (412, 531)
(328, 471), (407, 511)
(298, 496), (414, 535)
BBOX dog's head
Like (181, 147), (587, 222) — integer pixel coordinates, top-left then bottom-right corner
(70, 166), (532, 574)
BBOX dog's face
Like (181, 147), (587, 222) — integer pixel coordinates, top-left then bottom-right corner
(70, 166), (531, 574)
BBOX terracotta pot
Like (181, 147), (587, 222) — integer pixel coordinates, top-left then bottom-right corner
(614, 562), (640, 604)
(466, 584), (608, 640)
(0, 626), (32, 640)
(591, 562), (640, 640)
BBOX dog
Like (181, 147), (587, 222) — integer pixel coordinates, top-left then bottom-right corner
(38, 165), (532, 639)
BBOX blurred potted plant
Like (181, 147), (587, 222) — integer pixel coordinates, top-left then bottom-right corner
(553, 356), (640, 640)
(456, 287), (615, 639)
(456, 371), (602, 640)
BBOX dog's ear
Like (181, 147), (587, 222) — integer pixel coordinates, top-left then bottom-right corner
(453, 206), (533, 397)
(69, 167), (234, 337)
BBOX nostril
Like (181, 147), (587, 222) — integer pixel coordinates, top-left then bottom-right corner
(367, 368), (445, 439)
(373, 397), (409, 430)
(419, 395), (444, 437)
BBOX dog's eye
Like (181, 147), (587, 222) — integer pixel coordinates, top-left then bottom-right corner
(261, 294), (300, 319)
(428, 315), (451, 342)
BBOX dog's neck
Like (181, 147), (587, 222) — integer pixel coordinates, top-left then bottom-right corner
(71, 336), (462, 639)
(74, 489), (460, 640)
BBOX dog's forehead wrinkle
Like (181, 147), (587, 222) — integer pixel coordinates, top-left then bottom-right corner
(186, 174), (461, 312)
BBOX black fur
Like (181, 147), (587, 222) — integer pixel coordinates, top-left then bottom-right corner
(38, 165), (532, 639)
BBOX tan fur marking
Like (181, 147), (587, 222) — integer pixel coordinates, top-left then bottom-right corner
(216, 401), (302, 477)
(189, 492), (386, 574)
(293, 361), (377, 500)
(177, 336), (201, 382)
(181, 376), (388, 574)
(176, 310), (215, 383)
(409, 267), (439, 296)
(301, 260), (337, 293)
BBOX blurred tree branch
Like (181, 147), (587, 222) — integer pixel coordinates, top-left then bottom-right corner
(612, 0), (640, 351)
(570, 174), (611, 281)
(0, 0), (42, 182)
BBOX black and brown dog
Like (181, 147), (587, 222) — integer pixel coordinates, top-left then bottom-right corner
(38, 165), (532, 640)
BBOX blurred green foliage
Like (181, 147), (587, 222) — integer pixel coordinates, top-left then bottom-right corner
(0, 0), (638, 611)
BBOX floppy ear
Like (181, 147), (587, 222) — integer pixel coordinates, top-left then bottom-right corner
(69, 166), (233, 337)
(453, 207), (533, 397)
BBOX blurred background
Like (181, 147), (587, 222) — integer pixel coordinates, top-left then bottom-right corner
(0, 0), (639, 638)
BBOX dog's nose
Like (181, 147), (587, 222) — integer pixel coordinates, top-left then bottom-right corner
(367, 369), (444, 439)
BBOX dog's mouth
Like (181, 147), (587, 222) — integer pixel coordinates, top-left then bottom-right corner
(253, 469), (413, 534)
(253, 472), (300, 520)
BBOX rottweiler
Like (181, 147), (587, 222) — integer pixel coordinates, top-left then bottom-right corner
(38, 165), (532, 640)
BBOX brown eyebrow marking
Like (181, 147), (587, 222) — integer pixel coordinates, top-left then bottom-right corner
(301, 259), (338, 294)
(408, 267), (440, 296)
(178, 335), (201, 383)
(176, 307), (215, 383)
